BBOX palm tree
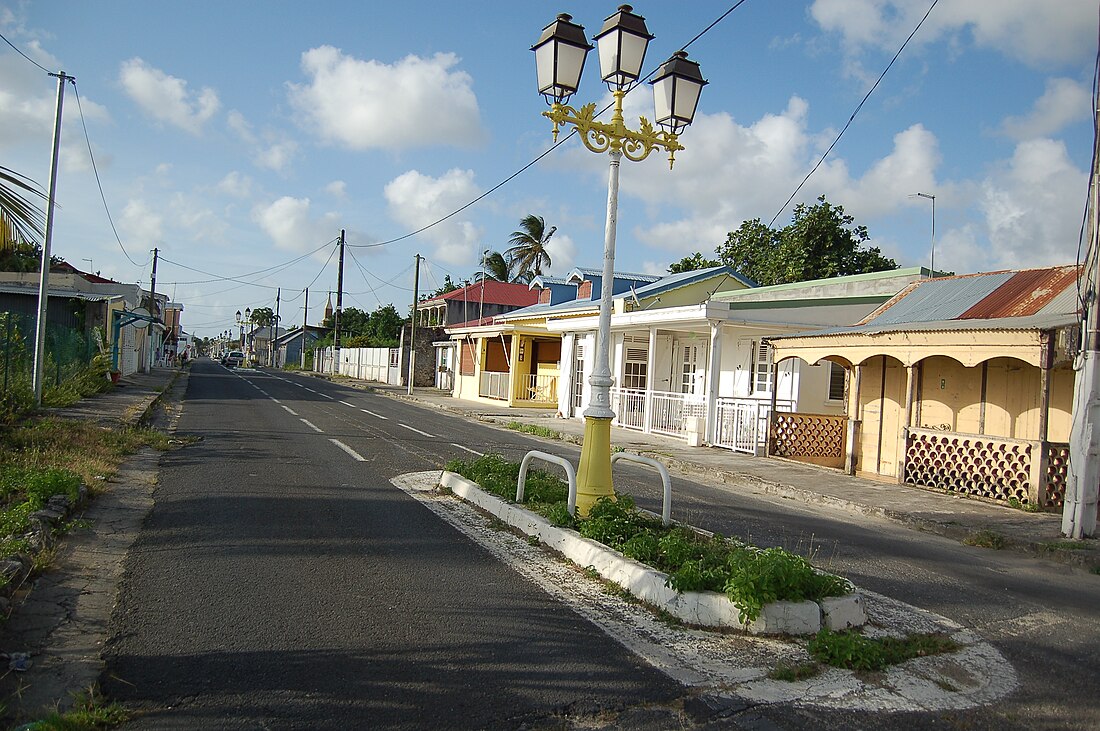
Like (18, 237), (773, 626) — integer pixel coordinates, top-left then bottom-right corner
(477, 250), (514, 282)
(505, 214), (556, 282)
(1, 165), (45, 249)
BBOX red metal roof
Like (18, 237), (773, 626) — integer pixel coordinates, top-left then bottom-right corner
(424, 280), (538, 308)
(958, 265), (1080, 319)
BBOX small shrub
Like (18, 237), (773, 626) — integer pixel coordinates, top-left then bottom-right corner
(808, 630), (960, 672)
(963, 530), (1008, 550)
(768, 661), (822, 682)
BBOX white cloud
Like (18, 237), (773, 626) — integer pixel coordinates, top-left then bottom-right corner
(119, 58), (219, 134)
(227, 109), (297, 172)
(252, 196), (340, 254)
(255, 139), (297, 172)
(288, 46), (485, 150)
(969, 138), (1086, 270)
(325, 180), (347, 199)
(384, 169), (482, 265)
(217, 171), (253, 198)
(1001, 77), (1091, 141)
(119, 199), (164, 244)
(227, 110), (255, 143)
(810, 0), (1094, 67)
(543, 231), (577, 276)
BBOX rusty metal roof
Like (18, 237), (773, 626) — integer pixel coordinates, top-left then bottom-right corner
(863, 266), (1080, 328)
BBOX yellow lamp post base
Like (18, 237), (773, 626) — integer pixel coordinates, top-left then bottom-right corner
(575, 415), (615, 516)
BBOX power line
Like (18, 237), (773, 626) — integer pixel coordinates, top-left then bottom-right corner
(71, 82), (152, 270)
(768, 0), (940, 228)
(0, 30), (50, 74)
(344, 3), (746, 251)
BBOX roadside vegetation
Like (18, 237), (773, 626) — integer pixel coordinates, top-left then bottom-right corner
(444, 453), (853, 622)
(17, 685), (129, 730)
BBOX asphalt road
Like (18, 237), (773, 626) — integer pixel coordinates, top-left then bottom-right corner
(102, 361), (1100, 730)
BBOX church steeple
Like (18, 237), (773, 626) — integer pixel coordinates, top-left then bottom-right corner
(324, 292), (333, 323)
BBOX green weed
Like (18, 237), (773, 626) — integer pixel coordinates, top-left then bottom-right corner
(807, 630), (960, 672)
(768, 661), (822, 682)
(505, 422), (563, 440)
(962, 530), (1008, 550)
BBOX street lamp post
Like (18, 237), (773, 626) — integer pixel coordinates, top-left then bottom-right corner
(533, 6), (706, 515)
(914, 192), (936, 277)
(235, 310), (243, 351)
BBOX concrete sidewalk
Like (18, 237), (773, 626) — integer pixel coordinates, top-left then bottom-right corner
(342, 379), (1098, 571)
(44, 365), (184, 428)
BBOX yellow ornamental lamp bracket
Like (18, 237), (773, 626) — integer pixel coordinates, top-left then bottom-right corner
(544, 90), (684, 169)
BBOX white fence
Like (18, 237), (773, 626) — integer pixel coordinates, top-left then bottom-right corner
(480, 371), (510, 400)
(314, 346), (402, 385)
(609, 388), (706, 439)
(714, 397), (795, 454)
(516, 374), (558, 404)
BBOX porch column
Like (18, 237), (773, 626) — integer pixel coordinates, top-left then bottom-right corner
(644, 326), (657, 433)
(766, 358), (779, 457)
(560, 333), (575, 417)
(898, 364), (916, 485)
(845, 363), (863, 475)
(705, 321), (723, 444)
(1033, 332), (1055, 506)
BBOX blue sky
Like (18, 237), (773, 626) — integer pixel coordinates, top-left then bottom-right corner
(0, 1), (1095, 339)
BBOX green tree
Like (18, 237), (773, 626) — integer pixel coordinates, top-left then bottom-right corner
(367, 304), (404, 346)
(428, 275), (460, 297)
(668, 252), (720, 274)
(716, 196), (897, 286)
(505, 215), (555, 282)
(249, 307), (275, 328)
(479, 251), (516, 282)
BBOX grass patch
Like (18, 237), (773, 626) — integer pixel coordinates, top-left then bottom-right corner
(768, 661), (823, 682)
(962, 530), (1008, 550)
(22, 686), (129, 730)
(1039, 540), (1093, 552)
(1007, 496), (1038, 512)
(505, 421), (564, 441)
(445, 453), (853, 623)
(807, 630), (960, 673)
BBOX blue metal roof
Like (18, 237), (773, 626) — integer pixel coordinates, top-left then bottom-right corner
(866, 272), (1014, 325)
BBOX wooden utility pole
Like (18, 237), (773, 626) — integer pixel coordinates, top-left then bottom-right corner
(272, 287), (281, 367)
(147, 246), (159, 372)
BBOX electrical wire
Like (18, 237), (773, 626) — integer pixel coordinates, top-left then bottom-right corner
(344, 3), (747, 251)
(1076, 3), (1100, 323)
(167, 238), (337, 286)
(0, 30), (50, 74)
(72, 82), (151, 270)
(768, 0), (940, 228)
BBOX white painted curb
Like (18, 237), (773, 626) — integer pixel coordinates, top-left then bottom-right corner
(440, 471), (866, 635)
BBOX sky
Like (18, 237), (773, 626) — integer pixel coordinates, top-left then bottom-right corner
(0, 0), (1096, 339)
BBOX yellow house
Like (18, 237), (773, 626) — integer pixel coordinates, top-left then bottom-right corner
(768, 266), (1081, 511)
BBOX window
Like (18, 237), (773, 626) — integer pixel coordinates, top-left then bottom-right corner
(752, 341), (772, 393)
(681, 344), (700, 395)
(623, 343), (648, 390)
(828, 361), (847, 401)
(460, 338), (476, 375)
(572, 342), (585, 409)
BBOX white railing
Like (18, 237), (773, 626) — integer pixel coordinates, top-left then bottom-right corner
(479, 371), (510, 400)
(651, 390), (706, 438)
(517, 374), (558, 403)
(610, 387), (647, 430)
(714, 397), (794, 454)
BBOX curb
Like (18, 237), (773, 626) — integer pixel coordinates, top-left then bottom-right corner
(440, 471), (867, 635)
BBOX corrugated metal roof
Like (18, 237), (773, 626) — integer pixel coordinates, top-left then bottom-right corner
(0, 284), (115, 302)
(958, 265), (1080, 318)
(868, 272), (1014, 325)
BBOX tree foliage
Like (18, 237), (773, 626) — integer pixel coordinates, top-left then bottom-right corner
(249, 307), (276, 328)
(0, 165), (45, 247)
(668, 252), (720, 274)
(319, 304), (404, 348)
(716, 196), (897, 286)
(505, 214), (555, 282)
(479, 251), (516, 283)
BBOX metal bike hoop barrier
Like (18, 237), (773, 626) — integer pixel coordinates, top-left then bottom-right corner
(517, 451), (578, 517)
(611, 453), (672, 526)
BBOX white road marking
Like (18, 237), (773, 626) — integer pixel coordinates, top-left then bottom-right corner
(360, 408), (388, 420)
(451, 443), (483, 456)
(330, 439), (366, 462)
(340, 401), (356, 408)
(270, 397), (281, 404)
(300, 419), (323, 433)
(281, 405), (299, 416)
(321, 393), (334, 399)
(304, 388), (317, 394)
(399, 423), (434, 438)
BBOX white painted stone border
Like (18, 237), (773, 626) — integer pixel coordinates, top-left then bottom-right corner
(440, 471), (866, 636)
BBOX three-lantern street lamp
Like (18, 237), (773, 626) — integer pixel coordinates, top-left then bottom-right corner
(532, 5), (706, 515)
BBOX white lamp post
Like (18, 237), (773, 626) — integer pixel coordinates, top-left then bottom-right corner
(533, 5), (705, 514)
(914, 192), (936, 277)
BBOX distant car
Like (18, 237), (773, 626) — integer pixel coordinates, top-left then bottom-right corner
(224, 351), (245, 368)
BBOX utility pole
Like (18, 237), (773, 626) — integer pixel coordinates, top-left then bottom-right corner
(273, 287), (281, 368)
(334, 229), (345, 375)
(1064, 91), (1100, 539)
(32, 70), (74, 406)
(147, 246), (159, 372)
(301, 288), (309, 369)
(407, 253), (421, 395)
